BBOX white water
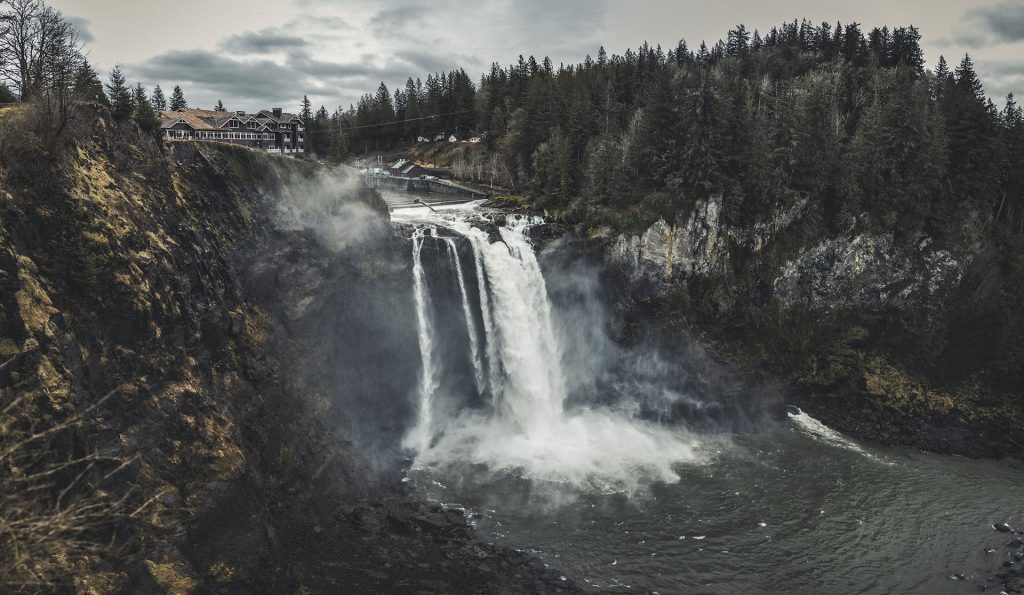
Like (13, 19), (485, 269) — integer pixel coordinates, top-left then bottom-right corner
(786, 406), (889, 464)
(403, 226), (440, 452)
(393, 205), (699, 494)
(466, 231), (503, 403)
(440, 236), (486, 395)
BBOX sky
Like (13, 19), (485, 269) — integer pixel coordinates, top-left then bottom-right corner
(47, 0), (1024, 114)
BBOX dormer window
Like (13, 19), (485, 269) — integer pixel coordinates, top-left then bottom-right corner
(228, 120), (239, 128)
(247, 122), (257, 129)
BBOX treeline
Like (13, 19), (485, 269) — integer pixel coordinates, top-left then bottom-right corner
(331, 20), (1023, 241)
(303, 68), (477, 159)
(326, 19), (1024, 387)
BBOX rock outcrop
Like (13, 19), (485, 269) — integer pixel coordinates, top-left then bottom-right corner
(596, 192), (1023, 458)
(0, 114), (579, 593)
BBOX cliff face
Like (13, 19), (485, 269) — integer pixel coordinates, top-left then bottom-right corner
(607, 195), (963, 316)
(0, 117), (578, 593)
(601, 195), (1024, 457)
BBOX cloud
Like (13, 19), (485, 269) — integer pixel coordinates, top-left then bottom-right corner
(131, 49), (301, 107)
(127, 0), (609, 112)
(976, 59), (1024, 100)
(127, 45), (467, 111)
(220, 28), (309, 53)
(955, 1), (1024, 47)
(66, 15), (95, 44)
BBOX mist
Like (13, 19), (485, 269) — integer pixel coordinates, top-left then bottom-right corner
(383, 207), (784, 503)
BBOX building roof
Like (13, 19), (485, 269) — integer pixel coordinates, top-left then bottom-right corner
(160, 109), (218, 130)
(400, 163), (423, 175)
(255, 109), (304, 124)
(160, 108), (303, 131)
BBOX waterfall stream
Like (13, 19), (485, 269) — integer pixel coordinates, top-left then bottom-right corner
(440, 235), (486, 395)
(392, 204), (696, 493)
(404, 226), (439, 452)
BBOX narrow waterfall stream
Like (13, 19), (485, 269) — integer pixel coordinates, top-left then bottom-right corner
(388, 201), (1024, 595)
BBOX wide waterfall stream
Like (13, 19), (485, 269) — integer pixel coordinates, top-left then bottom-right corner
(387, 200), (1024, 595)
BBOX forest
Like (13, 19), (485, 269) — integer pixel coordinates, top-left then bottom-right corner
(311, 20), (1024, 390)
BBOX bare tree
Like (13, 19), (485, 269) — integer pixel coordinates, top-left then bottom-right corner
(0, 0), (46, 100)
(0, 0), (87, 146)
(30, 10), (82, 145)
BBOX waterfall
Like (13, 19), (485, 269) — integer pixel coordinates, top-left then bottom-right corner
(467, 233), (502, 403)
(403, 225), (439, 451)
(394, 206), (696, 494)
(441, 236), (486, 395)
(472, 216), (566, 435)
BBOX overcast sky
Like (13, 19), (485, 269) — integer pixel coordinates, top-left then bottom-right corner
(48, 0), (1024, 113)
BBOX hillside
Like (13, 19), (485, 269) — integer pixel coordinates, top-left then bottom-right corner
(0, 107), (577, 593)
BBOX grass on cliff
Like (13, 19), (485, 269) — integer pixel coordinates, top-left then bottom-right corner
(0, 370), (136, 590)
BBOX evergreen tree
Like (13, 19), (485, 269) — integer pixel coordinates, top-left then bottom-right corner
(726, 24), (750, 56)
(74, 60), (106, 104)
(300, 94), (312, 121)
(169, 85), (187, 110)
(150, 84), (167, 111)
(133, 82), (160, 133)
(105, 66), (133, 120)
(214, 99), (226, 112)
(945, 54), (999, 218)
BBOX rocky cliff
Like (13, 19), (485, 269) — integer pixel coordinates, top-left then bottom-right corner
(0, 112), (578, 593)
(600, 195), (1024, 458)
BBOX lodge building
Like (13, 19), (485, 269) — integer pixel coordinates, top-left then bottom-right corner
(160, 107), (305, 155)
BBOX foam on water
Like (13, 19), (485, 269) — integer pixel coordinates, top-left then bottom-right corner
(787, 406), (887, 463)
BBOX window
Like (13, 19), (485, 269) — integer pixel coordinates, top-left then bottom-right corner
(228, 120), (239, 128)
(248, 122), (257, 129)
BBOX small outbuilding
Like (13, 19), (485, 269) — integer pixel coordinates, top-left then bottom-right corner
(397, 163), (428, 178)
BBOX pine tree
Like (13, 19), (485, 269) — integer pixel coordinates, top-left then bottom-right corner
(300, 94), (312, 121)
(726, 24), (750, 56)
(133, 82), (160, 133)
(151, 84), (167, 111)
(214, 99), (226, 112)
(169, 85), (187, 110)
(945, 54), (999, 214)
(674, 39), (691, 65)
(105, 66), (133, 120)
(74, 60), (105, 104)
(954, 54), (984, 100)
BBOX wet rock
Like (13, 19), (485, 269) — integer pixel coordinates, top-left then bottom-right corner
(996, 523), (1014, 533)
(1009, 538), (1023, 548)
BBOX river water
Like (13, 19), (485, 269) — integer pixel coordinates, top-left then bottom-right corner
(388, 200), (1024, 595)
(412, 412), (1024, 594)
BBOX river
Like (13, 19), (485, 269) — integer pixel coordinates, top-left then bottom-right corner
(388, 200), (1024, 595)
